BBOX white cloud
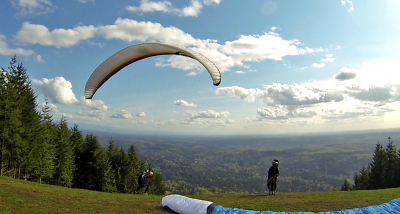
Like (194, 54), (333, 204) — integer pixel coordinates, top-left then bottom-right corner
(312, 62), (325, 68)
(335, 67), (358, 81)
(136, 112), (146, 117)
(0, 34), (35, 56)
(31, 77), (110, 111)
(79, 96), (110, 111)
(255, 107), (318, 121)
(186, 110), (229, 120)
(14, 22), (97, 48)
(187, 71), (197, 76)
(182, 0), (203, 17)
(203, 0), (221, 5)
(11, 0), (56, 17)
(36, 55), (45, 62)
(111, 110), (132, 119)
(126, 0), (174, 14)
(217, 67), (400, 122)
(234, 71), (245, 74)
(14, 18), (325, 73)
(215, 86), (263, 102)
(126, 0), (217, 17)
(322, 54), (335, 62)
(77, 110), (104, 118)
(174, 100), (197, 107)
(32, 77), (79, 105)
(341, 0), (354, 12)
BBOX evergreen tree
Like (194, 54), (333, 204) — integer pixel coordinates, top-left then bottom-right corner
(0, 67), (7, 176)
(340, 179), (351, 191)
(106, 139), (120, 190)
(73, 133), (102, 190)
(352, 165), (370, 190)
(6, 57), (41, 179)
(149, 172), (166, 195)
(96, 147), (117, 192)
(31, 99), (56, 184)
(126, 144), (142, 193)
(384, 137), (399, 188)
(70, 124), (84, 187)
(368, 142), (387, 189)
(53, 116), (75, 187)
(1, 58), (23, 178)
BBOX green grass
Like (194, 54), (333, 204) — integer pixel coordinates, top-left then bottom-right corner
(1, 176), (399, 214)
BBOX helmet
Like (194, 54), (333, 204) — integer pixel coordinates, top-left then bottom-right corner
(272, 159), (279, 166)
(149, 171), (154, 177)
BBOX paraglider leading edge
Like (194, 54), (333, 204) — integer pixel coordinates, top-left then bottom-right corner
(84, 43), (222, 99)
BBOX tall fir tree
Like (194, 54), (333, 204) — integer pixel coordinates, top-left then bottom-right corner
(31, 99), (56, 184)
(149, 173), (166, 195)
(10, 57), (41, 180)
(53, 116), (75, 187)
(126, 144), (143, 193)
(368, 142), (387, 189)
(96, 147), (117, 192)
(384, 137), (398, 188)
(1, 57), (23, 178)
(352, 165), (370, 190)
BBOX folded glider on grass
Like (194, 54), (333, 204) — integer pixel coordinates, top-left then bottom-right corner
(162, 194), (400, 214)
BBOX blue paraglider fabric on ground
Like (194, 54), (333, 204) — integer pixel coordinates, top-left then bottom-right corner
(210, 198), (400, 214)
(161, 195), (400, 214)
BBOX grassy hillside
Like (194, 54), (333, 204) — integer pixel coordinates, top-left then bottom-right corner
(1, 176), (400, 214)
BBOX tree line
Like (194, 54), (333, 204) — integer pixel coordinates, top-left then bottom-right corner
(0, 56), (165, 195)
(341, 137), (400, 191)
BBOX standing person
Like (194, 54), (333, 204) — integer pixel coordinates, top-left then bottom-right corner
(267, 159), (279, 195)
(135, 170), (153, 195)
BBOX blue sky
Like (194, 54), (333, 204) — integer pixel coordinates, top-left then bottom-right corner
(1, 0), (400, 135)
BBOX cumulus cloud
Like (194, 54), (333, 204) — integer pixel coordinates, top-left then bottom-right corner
(32, 77), (79, 105)
(322, 54), (335, 62)
(256, 107), (317, 121)
(187, 72), (197, 76)
(36, 55), (45, 62)
(13, 18), (323, 73)
(215, 86), (263, 102)
(174, 100), (197, 107)
(11, 0), (56, 17)
(31, 77), (110, 111)
(126, 0), (218, 17)
(217, 67), (400, 122)
(79, 97), (110, 111)
(0, 34), (35, 56)
(335, 67), (358, 81)
(181, 118), (233, 126)
(341, 0), (354, 12)
(77, 110), (104, 118)
(14, 22), (97, 48)
(320, 103), (396, 120)
(186, 110), (229, 120)
(312, 62), (325, 68)
(136, 112), (146, 117)
(111, 110), (132, 119)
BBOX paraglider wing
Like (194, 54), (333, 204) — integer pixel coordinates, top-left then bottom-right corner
(84, 43), (221, 99)
(162, 194), (400, 214)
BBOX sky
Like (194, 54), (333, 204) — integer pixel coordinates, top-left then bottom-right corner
(1, 0), (400, 136)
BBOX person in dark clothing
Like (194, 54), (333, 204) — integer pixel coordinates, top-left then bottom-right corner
(135, 170), (153, 194)
(267, 159), (279, 195)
